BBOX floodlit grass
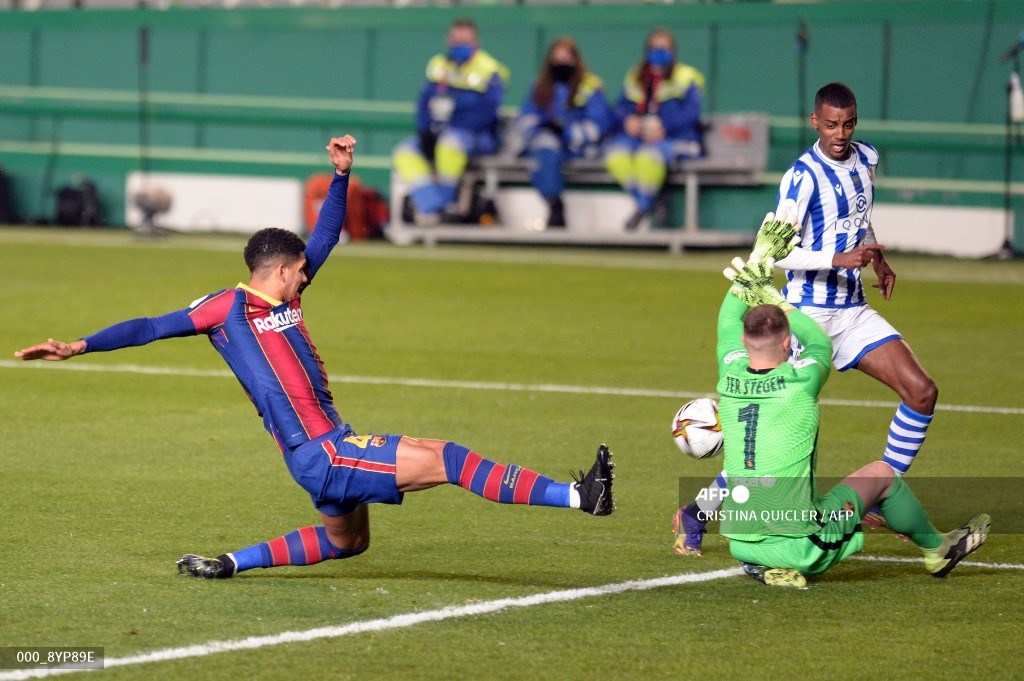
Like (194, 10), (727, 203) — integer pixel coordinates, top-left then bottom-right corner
(1, 228), (1022, 680)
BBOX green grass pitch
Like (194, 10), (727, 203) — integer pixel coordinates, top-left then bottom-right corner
(1, 228), (1022, 680)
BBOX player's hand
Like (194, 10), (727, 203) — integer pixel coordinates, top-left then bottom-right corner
(871, 251), (896, 300)
(327, 135), (356, 175)
(833, 244), (886, 270)
(13, 338), (85, 361)
(723, 255), (791, 309)
(751, 200), (800, 263)
(724, 254), (776, 303)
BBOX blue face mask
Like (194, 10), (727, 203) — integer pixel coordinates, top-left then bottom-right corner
(448, 44), (475, 64)
(646, 48), (673, 68)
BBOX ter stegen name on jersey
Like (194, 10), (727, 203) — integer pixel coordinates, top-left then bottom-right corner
(723, 374), (786, 397)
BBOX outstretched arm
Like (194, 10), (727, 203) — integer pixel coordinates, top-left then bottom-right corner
(14, 308), (198, 361)
(304, 135), (356, 281)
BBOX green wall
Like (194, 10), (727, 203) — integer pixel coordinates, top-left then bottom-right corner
(0, 1), (1021, 244)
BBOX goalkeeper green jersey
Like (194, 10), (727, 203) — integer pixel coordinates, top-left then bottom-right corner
(715, 293), (833, 540)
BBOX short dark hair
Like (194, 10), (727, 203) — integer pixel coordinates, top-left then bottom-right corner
(743, 304), (790, 340)
(815, 82), (857, 112)
(243, 228), (306, 274)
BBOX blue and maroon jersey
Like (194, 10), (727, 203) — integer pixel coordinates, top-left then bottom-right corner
(186, 284), (341, 451)
(80, 172), (350, 453)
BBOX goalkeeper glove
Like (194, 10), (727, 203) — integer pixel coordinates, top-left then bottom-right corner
(751, 199), (801, 263)
(723, 255), (794, 311)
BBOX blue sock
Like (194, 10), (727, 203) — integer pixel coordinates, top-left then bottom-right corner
(692, 471), (729, 516)
(882, 403), (934, 476)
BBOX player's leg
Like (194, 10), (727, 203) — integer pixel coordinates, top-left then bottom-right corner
(672, 471), (728, 556)
(842, 460), (938, 547)
(823, 306), (936, 478)
(841, 461), (990, 577)
(396, 436), (614, 515)
(854, 339), (938, 476)
(177, 505), (370, 579)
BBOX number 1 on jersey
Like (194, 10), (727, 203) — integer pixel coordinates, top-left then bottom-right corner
(738, 404), (760, 470)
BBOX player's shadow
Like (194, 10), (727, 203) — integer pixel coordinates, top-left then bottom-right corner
(812, 561), (998, 585)
(244, 569), (572, 589)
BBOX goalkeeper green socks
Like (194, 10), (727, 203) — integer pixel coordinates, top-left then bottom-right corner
(880, 476), (942, 550)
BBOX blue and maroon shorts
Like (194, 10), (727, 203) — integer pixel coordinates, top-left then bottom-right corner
(284, 428), (404, 517)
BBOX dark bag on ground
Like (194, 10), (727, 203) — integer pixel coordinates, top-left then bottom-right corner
(55, 179), (103, 226)
(0, 166), (16, 224)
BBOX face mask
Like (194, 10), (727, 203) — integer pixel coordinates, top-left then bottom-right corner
(448, 44), (475, 64)
(646, 48), (673, 68)
(549, 63), (575, 83)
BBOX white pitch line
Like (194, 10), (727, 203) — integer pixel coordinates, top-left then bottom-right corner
(2, 359), (1023, 416)
(0, 568), (743, 680)
(1, 555), (1020, 680)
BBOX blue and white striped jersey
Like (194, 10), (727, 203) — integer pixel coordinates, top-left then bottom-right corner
(775, 141), (878, 308)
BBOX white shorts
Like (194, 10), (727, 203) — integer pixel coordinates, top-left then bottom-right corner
(794, 305), (901, 372)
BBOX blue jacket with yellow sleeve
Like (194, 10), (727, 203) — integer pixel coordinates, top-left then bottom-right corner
(611, 62), (704, 143)
(416, 49), (509, 136)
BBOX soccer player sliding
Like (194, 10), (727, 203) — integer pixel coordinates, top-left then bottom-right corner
(705, 212), (989, 587)
(14, 135), (615, 579)
(675, 82), (941, 555)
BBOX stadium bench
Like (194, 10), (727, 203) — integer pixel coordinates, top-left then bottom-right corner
(385, 112), (769, 253)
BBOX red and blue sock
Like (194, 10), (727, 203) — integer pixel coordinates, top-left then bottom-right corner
(225, 525), (364, 574)
(441, 442), (573, 507)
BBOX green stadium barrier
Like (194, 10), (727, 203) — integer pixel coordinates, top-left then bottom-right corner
(0, 0), (1021, 247)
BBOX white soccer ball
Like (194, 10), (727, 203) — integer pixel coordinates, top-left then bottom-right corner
(672, 398), (724, 459)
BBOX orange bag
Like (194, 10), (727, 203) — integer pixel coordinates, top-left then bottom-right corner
(305, 173), (387, 240)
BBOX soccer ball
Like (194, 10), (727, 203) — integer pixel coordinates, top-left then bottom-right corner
(672, 398), (724, 459)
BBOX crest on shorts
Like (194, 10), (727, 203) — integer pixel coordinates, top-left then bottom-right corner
(370, 435), (387, 448)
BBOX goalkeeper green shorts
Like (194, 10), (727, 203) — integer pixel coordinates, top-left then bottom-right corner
(727, 483), (865, 575)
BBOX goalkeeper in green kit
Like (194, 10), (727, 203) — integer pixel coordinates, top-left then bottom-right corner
(711, 211), (991, 587)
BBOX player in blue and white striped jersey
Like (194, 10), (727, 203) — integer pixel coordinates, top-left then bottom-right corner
(773, 82), (937, 487)
(671, 83), (937, 556)
(776, 134), (879, 308)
